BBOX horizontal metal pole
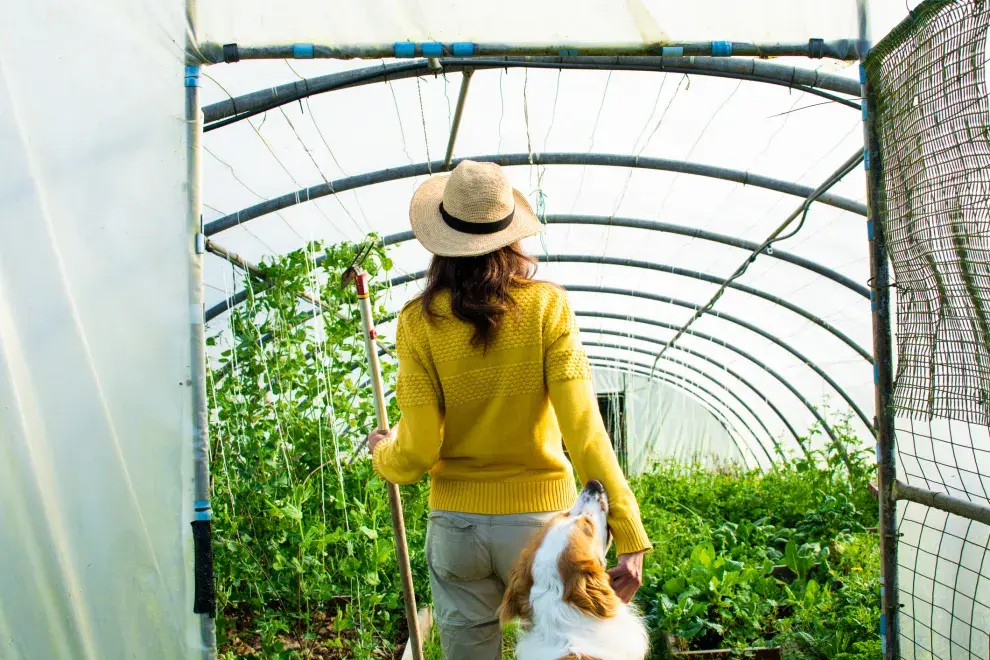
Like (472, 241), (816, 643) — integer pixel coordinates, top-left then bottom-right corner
(203, 152), (866, 236)
(206, 239), (346, 323)
(202, 56), (861, 126)
(585, 340), (777, 462)
(586, 356), (763, 468)
(894, 480), (990, 526)
(196, 40), (863, 65)
(206, 289), (249, 321)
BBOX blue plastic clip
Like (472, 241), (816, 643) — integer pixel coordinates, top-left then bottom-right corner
(422, 42), (443, 57)
(864, 149), (870, 170)
(293, 43), (315, 59)
(662, 46), (684, 57)
(394, 42), (416, 58)
(874, 364), (879, 384)
(875, 442), (881, 463)
(558, 48), (579, 57)
(880, 614), (886, 634)
(712, 41), (732, 57)
(862, 103), (869, 121)
(452, 42), (475, 57)
(867, 219), (875, 241)
(871, 290), (877, 312)
(184, 65), (200, 88)
(859, 64), (867, 85)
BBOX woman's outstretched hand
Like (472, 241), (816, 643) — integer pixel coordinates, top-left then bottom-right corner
(608, 550), (646, 603)
(367, 428), (395, 453)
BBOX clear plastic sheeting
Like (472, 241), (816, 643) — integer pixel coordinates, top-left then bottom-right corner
(199, 0), (866, 48)
(592, 367), (741, 474)
(0, 1), (199, 658)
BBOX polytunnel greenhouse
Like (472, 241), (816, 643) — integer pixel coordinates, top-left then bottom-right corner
(3, 0), (990, 657)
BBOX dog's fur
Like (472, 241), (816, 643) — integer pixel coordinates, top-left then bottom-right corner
(500, 481), (650, 660)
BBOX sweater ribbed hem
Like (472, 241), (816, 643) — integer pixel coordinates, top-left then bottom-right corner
(429, 476), (578, 515)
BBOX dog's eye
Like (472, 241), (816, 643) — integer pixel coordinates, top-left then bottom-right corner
(580, 517), (595, 537)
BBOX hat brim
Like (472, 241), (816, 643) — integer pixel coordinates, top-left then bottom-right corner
(409, 174), (544, 258)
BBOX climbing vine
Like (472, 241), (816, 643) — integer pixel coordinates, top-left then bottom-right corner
(208, 238), (430, 658)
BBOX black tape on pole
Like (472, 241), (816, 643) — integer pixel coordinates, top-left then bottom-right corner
(191, 519), (216, 616)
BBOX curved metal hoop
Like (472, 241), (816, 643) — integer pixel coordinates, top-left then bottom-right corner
(202, 56), (861, 129)
(208, 253), (871, 367)
(580, 324), (805, 453)
(563, 284), (843, 443)
(208, 233), (873, 371)
(578, 313), (815, 436)
(542, 216), (868, 299)
(202, 153), (866, 236)
(206, 263), (851, 445)
(375, 264), (870, 431)
(588, 359), (755, 468)
(584, 341), (778, 463)
(587, 356), (762, 467)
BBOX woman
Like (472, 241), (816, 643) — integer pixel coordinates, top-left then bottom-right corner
(368, 160), (651, 659)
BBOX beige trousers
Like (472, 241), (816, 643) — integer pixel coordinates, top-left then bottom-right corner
(426, 509), (559, 660)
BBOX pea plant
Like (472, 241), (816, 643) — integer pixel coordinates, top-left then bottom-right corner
(207, 239), (431, 659)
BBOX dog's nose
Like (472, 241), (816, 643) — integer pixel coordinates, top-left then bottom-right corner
(585, 479), (605, 495)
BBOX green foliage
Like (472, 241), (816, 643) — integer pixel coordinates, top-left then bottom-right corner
(631, 421), (881, 658)
(208, 239), (430, 658)
(776, 534), (882, 658)
(655, 543), (781, 646)
(209, 240), (881, 659)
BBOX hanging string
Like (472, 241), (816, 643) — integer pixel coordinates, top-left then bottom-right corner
(416, 77), (433, 174)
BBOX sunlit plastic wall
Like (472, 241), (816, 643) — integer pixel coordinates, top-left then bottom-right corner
(0, 1), (200, 657)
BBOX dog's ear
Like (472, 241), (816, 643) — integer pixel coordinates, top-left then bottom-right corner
(500, 522), (553, 627)
(560, 524), (622, 619)
(561, 560), (622, 618)
(499, 558), (533, 627)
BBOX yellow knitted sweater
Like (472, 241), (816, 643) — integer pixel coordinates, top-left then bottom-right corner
(372, 281), (652, 555)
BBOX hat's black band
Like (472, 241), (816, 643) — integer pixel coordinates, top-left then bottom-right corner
(439, 203), (515, 235)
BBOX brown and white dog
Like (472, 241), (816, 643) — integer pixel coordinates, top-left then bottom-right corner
(500, 480), (650, 660)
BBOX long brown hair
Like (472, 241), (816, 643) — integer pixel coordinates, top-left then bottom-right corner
(420, 242), (537, 347)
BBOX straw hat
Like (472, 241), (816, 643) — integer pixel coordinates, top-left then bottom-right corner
(409, 160), (543, 257)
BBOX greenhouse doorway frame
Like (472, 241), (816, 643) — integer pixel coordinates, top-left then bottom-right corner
(186, 1), (990, 658)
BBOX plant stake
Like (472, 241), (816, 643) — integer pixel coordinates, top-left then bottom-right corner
(343, 265), (423, 660)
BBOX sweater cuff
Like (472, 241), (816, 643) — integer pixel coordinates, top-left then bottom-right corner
(371, 438), (394, 482)
(610, 517), (653, 556)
